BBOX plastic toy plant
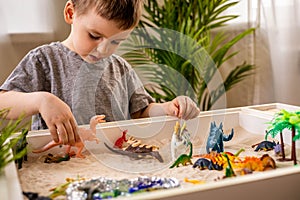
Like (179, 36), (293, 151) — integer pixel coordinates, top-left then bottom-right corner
(49, 177), (86, 199)
(266, 109), (300, 165)
(170, 142), (193, 168)
(223, 153), (236, 178)
(206, 122), (234, 153)
(32, 115), (105, 158)
(171, 121), (191, 161)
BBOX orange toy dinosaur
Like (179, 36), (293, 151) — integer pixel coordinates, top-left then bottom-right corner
(32, 115), (105, 158)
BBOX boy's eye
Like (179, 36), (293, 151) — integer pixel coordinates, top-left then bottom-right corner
(111, 40), (121, 45)
(89, 33), (101, 40)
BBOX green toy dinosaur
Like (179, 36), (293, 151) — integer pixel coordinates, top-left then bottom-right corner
(223, 153), (236, 178)
(170, 142), (193, 168)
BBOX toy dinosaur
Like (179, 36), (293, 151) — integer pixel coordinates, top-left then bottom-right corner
(223, 153), (236, 178)
(105, 136), (164, 162)
(193, 149), (244, 170)
(251, 140), (277, 152)
(170, 142), (193, 168)
(13, 129), (28, 169)
(192, 157), (223, 170)
(114, 130), (128, 149)
(43, 153), (73, 164)
(32, 115), (105, 158)
(171, 121), (191, 161)
(206, 122), (234, 153)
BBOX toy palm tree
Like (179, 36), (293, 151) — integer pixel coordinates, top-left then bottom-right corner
(266, 109), (300, 165)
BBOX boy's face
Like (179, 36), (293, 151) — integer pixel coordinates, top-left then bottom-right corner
(66, 5), (132, 63)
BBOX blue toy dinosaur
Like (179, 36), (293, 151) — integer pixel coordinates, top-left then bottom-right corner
(206, 122), (234, 153)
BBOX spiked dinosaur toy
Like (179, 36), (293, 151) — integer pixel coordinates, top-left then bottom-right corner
(105, 135), (164, 163)
(206, 122), (234, 153)
(32, 115), (105, 158)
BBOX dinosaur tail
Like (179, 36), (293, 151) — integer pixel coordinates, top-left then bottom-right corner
(170, 159), (180, 168)
(32, 141), (61, 153)
(150, 151), (164, 163)
(223, 128), (234, 141)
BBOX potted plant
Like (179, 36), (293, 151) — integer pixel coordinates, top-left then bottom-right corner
(0, 108), (29, 173)
(119, 0), (255, 111)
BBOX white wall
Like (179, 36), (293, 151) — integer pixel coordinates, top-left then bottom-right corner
(0, 0), (70, 85)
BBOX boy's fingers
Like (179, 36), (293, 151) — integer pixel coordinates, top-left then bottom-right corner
(57, 124), (68, 145)
(64, 121), (76, 145)
(49, 125), (59, 143)
(70, 119), (80, 142)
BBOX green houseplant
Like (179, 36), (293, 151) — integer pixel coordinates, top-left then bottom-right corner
(0, 108), (29, 173)
(119, 0), (255, 111)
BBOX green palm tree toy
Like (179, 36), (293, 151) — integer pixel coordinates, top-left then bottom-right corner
(266, 109), (300, 165)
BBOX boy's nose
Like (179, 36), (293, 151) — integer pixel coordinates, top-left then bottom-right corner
(96, 39), (109, 54)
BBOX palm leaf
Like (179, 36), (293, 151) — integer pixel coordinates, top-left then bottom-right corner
(0, 109), (29, 172)
(121, 0), (255, 110)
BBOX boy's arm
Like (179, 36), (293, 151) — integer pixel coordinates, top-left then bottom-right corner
(132, 96), (200, 120)
(0, 90), (79, 145)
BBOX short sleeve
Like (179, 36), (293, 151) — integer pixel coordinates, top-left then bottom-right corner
(127, 68), (155, 114)
(0, 50), (48, 92)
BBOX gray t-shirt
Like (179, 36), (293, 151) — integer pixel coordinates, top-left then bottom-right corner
(0, 42), (154, 130)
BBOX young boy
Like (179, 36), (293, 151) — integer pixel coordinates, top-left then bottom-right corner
(0, 0), (200, 146)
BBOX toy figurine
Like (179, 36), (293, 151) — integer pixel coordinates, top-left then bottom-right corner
(193, 149), (244, 171)
(43, 153), (74, 164)
(184, 177), (205, 185)
(171, 121), (191, 161)
(223, 153), (236, 178)
(170, 142), (193, 168)
(105, 136), (163, 162)
(206, 122), (234, 153)
(266, 109), (300, 165)
(239, 154), (276, 172)
(193, 157), (223, 170)
(22, 191), (51, 200)
(32, 115), (105, 158)
(14, 129), (28, 169)
(274, 143), (282, 156)
(114, 130), (128, 149)
(251, 140), (277, 152)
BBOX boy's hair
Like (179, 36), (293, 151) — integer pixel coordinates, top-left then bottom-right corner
(70, 0), (143, 30)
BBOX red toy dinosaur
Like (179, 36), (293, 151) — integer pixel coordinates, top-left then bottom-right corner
(32, 115), (105, 158)
(114, 130), (128, 149)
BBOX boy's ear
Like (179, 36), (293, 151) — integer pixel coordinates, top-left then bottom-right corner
(64, 1), (75, 24)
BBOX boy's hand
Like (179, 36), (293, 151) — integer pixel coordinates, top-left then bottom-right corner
(39, 93), (79, 145)
(167, 96), (200, 120)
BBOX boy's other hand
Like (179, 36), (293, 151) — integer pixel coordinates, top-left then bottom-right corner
(168, 96), (200, 120)
(38, 92), (79, 145)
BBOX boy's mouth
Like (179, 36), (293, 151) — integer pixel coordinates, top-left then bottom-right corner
(88, 54), (103, 62)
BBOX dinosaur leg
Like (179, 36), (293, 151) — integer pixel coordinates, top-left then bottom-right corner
(75, 142), (85, 158)
(65, 145), (72, 154)
(32, 141), (62, 153)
